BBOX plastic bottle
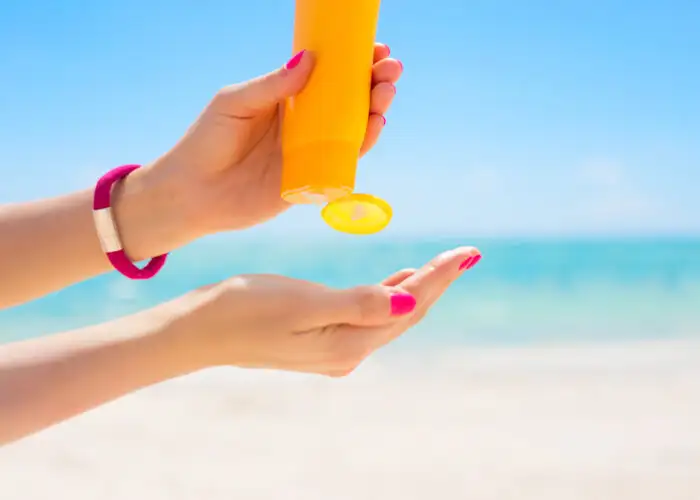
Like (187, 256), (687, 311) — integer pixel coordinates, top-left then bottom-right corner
(280, 0), (392, 235)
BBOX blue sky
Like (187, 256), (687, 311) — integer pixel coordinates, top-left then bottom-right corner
(1, 0), (698, 237)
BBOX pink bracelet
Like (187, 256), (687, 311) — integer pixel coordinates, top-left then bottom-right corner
(92, 164), (168, 280)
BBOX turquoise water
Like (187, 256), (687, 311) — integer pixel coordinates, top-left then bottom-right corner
(2, 237), (699, 346)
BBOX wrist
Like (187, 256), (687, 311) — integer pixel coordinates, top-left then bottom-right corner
(142, 289), (220, 371)
(109, 162), (198, 261)
(88, 304), (208, 389)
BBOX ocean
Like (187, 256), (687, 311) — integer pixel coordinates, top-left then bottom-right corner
(2, 236), (699, 345)
(2, 237), (700, 499)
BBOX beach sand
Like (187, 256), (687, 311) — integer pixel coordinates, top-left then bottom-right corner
(1, 340), (699, 499)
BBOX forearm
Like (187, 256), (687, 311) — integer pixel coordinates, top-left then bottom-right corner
(0, 301), (201, 446)
(0, 165), (193, 309)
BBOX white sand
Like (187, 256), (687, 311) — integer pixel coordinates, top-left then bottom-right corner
(1, 340), (700, 499)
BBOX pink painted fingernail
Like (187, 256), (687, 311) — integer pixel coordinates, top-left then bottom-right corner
(459, 254), (482, 271)
(285, 50), (306, 70)
(372, 113), (387, 126)
(390, 293), (416, 316)
(398, 60), (404, 71)
(389, 83), (397, 94)
(385, 44), (391, 56)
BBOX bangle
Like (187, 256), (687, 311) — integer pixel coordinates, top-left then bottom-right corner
(92, 164), (168, 280)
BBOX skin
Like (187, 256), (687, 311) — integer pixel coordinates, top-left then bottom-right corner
(0, 246), (481, 446)
(0, 44), (484, 445)
(0, 45), (401, 309)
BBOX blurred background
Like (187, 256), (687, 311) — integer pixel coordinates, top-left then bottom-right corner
(1, 1), (699, 499)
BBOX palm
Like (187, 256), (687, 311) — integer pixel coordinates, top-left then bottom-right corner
(219, 103), (290, 230)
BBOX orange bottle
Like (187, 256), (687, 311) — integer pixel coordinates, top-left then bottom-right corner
(281, 0), (392, 235)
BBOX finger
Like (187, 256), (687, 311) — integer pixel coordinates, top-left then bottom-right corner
(369, 82), (396, 116)
(372, 58), (403, 86)
(373, 42), (391, 62)
(359, 113), (386, 156)
(339, 247), (482, 351)
(213, 49), (314, 115)
(381, 268), (417, 287)
(305, 285), (417, 328)
(400, 247), (482, 314)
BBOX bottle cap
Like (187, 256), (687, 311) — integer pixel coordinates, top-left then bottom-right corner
(321, 193), (393, 235)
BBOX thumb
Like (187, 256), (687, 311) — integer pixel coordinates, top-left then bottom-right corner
(216, 50), (314, 114)
(306, 286), (417, 327)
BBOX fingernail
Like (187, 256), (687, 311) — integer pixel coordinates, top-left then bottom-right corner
(389, 83), (397, 94)
(385, 44), (391, 56)
(285, 50), (306, 70)
(372, 113), (387, 126)
(390, 293), (416, 316)
(397, 60), (404, 71)
(459, 254), (482, 271)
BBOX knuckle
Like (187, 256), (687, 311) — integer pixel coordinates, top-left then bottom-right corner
(352, 286), (385, 322)
(211, 84), (243, 109)
(211, 86), (231, 106)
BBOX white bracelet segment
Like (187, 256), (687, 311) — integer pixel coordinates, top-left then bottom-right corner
(93, 207), (123, 253)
